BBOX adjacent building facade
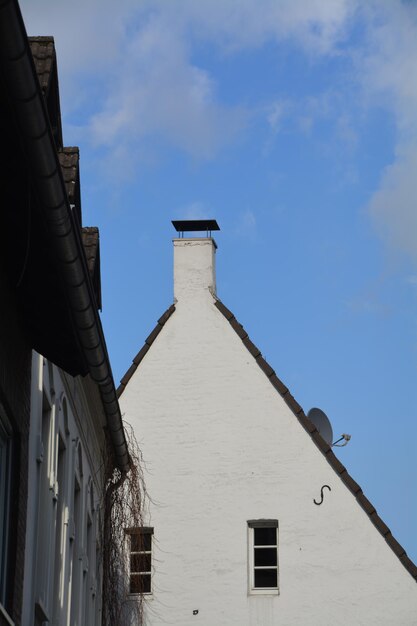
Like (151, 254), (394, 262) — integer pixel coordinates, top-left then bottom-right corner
(0, 3), (129, 624)
(118, 230), (417, 625)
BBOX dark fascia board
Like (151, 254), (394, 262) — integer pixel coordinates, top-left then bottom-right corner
(213, 298), (417, 582)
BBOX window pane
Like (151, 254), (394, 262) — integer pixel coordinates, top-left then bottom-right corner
(131, 553), (151, 573)
(131, 533), (152, 552)
(254, 547), (277, 566)
(130, 574), (151, 594)
(141, 574), (151, 593)
(254, 568), (277, 588)
(254, 527), (276, 546)
(130, 575), (141, 593)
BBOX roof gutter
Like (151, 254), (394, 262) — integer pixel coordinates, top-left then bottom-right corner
(0, 0), (130, 472)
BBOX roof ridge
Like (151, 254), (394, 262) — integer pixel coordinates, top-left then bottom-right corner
(213, 297), (417, 582)
(117, 304), (176, 398)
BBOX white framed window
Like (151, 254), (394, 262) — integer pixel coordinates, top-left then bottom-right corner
(126, 527), (153, 595)
(248, 520), (279, 595)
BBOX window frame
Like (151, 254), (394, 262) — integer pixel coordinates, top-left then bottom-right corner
(126, 527), (154, 596)
(247, 519), (279, 596)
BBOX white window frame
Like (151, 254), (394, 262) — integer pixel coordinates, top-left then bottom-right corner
(126, 527), (153, 596)
(247, 520), (279, 595)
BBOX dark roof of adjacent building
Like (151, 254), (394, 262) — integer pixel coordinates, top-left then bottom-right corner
(58, 147), (79, 203)
(117, 297), (417, 582)
(58, 147), (82, 225)
(1, 11), (129, 468)
(28, 36), (54, 94)
(28, 36), (63, 149)
(81, 227), (99, 276)
(81, 227), (102, 310)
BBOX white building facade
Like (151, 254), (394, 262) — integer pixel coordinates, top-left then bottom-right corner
(119, 234), (417, 626)
(21, 353), (104, 626)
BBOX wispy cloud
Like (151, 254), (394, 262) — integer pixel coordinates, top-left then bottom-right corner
(368, 145), (417, 260)
(356, 2), (417, 261)
(235, 209), (257, 239)
(22, 0), (355, 162)
(21, 0), (417, 261)
(89, 19), (247, 159)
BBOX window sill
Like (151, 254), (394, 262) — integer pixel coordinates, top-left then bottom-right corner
(248, 589), (279, 596)
(129, 592), (154, 600)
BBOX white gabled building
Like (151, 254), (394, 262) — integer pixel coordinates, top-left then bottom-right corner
(118, 222), (417, 626)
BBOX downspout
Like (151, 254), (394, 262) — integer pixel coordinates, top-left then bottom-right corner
(0, 0), (130, 471)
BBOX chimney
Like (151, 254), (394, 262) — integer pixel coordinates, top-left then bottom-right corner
(172, 220), (220, 301)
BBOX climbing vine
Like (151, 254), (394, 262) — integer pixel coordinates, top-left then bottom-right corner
(100, 421), (147, 626)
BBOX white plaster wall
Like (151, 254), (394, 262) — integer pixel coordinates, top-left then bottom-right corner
(121, 239), (417, 626)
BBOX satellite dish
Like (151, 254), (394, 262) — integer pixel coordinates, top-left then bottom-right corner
(307, 408), (333, 446)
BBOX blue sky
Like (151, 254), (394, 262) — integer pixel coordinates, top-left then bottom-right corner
(22, 1), (417, 562)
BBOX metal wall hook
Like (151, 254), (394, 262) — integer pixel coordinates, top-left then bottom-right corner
(314, 484), (331, 505)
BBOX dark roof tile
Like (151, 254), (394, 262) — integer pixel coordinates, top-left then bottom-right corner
(256, 355), (275, 378)
(158, 304), (176, 325)
(269, 374), (288, 395)
(117, 305), (176, 398)
(119, 363), (137, 387)
(325, 449), (346, 474)
(229, 317), (248, 339)
(340, 471), (362, 495)
(356, 492), (376, 515)
(311, 430), (332, 454)
(385, 534), (406, 558)
(214, 300), (234, 320)
(58, 147), (79, 204)
(145, 324), (163, 346)
(369, 512), (390, 537)
(400, 555), (417, 579)
(242, 336), (261, 358)
(132, 344), (150, 366)
(28, 36), (55, 95)
(297, 411), (317, 434)
(284, 391), (303, 415)
(81, 227), (99, 276)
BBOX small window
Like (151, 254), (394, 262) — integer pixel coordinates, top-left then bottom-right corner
(127, 528), (153, 594)
(248, 520), (279, 595)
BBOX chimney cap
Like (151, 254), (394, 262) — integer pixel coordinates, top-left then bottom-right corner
(172, 219), (220, 236)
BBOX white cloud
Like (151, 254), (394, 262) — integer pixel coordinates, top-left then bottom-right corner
(21, 0), (356, 162)
(356, 2), (417, 260)
(20, 0), (417, 261)
(369, 145), (417, 259)
(267, 100), (289, 134)
(89, 18), (246, 159)
(149, 0), (354, 55)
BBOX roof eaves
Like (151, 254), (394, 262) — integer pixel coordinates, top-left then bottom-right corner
(117, 304), (176, 398)
(213, 297), (417, 582)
